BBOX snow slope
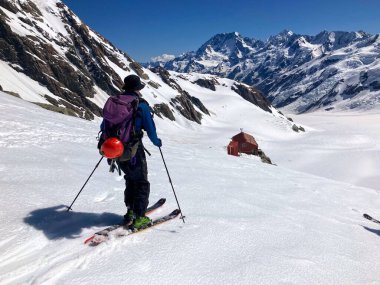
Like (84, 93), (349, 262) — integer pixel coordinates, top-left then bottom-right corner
(268, 110), (380, 190)
(0, 92), (379, 285)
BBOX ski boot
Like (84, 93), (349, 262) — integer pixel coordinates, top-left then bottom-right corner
(132, 216), (152, 230)
(123, 209), (135, 226)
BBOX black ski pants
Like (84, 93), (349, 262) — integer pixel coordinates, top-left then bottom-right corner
(118, 143), (150, 217)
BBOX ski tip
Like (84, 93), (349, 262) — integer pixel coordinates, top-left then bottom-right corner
(84, 235), (95, 244)
(363, 213), (371, 219)
(158, 198), (166, 204)
(171, 209), (181, 216)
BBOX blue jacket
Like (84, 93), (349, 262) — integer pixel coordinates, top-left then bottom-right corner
(135, 100), (161, 146)
(100, 95), (161, 147)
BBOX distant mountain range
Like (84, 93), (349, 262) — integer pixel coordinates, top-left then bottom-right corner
(145, 30), (380, 113)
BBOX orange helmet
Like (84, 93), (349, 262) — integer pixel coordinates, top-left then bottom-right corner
(100, 137), (124, 159)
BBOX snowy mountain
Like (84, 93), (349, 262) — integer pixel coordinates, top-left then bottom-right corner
(1, 88), (380, 285)
(1, 2), (380, 283)
(146, 30), (380, 113)
(0, 0), (380, 285)
(0, 0), (277, 124)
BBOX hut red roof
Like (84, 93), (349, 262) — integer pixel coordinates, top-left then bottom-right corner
(227, 131), (259, 156)
(231, 132), (258, 147)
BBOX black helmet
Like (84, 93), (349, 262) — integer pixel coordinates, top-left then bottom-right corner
(122, 74), (145, 91)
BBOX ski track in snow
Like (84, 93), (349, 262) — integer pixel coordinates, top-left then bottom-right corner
(0, 93), (380, 284)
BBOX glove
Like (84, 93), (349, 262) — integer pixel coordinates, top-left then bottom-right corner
(154, 138), (162, 148)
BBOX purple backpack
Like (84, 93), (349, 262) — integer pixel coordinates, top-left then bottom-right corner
(101, 94), (139, 144)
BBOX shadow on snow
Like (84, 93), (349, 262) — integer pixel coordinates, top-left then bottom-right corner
(363, 226), (380, 237)
(24, 205), (122, 240)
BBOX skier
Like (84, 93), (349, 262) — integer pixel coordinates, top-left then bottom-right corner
(101, 74), (162, 230)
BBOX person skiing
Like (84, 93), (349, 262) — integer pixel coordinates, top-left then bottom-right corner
(100, 74), (162, 230)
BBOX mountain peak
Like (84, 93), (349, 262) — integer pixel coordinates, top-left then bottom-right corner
(197, 31), (264, 57)
(311, 30), (372, 49)
(268, 29), (297, 45)
(197, 32), (245, 56)
(279, 29), (294, 36)
(207, 32), (243, 42)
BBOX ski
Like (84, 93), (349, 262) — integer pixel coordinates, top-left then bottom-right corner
(87, 209), (181, 246)
(84, 198), (166, 244)
(363, 214), (380, 225)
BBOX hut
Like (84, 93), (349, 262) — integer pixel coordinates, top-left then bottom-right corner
(228, 130), (258, 156)
(227, 141), (239, 156)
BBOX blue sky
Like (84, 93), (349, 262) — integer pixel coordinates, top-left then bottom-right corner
(63, 0), (380, 62)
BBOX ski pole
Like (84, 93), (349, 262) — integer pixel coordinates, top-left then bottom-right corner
(159, 147), (186, 223)
(66, 156), (104, 212)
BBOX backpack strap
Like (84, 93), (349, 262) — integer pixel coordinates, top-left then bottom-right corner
(130, 95), (142, 141)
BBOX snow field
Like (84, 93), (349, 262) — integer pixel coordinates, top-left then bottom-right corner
(267, 110), (380, 190)
(0, 92), (379, 284)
